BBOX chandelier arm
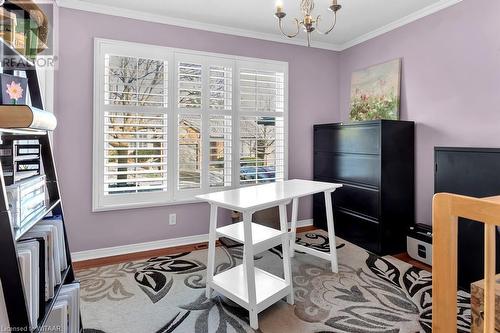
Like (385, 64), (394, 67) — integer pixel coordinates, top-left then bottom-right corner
(278, 17), (301, 38)
(315, 11), (337, 35)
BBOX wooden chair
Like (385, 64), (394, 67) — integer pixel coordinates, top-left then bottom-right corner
(433, 193), (500, 332)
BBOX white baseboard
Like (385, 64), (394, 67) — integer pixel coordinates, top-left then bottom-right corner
(72, 219), (314, 262)
(292, 218), (313, 229)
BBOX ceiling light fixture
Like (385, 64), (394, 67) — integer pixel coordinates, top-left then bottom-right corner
(274, 0), (342, 47)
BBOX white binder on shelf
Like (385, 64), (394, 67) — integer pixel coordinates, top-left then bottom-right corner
(0, 280), (9, 330)
(22, 231), (52, 299)
(60, 283), (80, 333)
(17, 241), (40, 327)
(43, 299), (68, 333)
(40, 217), (67, 270)
(32, 225), (61, 285)
(17, 249), (36, 329)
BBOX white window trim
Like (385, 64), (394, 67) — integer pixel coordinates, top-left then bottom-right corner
(93, 38), (288, 212)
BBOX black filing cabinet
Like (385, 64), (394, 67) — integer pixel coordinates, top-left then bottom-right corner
(313, 120), (415, 255)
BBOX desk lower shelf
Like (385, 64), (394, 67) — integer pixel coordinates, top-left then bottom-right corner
(210, 264), (290, 313)
(216, 222), (285, 254)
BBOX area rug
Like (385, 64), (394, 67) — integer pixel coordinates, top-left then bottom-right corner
(77, 230), (471, 333)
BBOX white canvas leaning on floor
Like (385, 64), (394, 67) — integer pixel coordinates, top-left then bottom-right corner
(60, 284), (81, 332)
(44, 300), (68, 333)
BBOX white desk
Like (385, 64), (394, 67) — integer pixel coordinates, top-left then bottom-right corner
(196, 179), (342, 330)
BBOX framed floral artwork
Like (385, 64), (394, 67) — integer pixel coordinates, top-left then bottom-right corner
(1, 73), (28, 105)
(349, 58), (401, 121)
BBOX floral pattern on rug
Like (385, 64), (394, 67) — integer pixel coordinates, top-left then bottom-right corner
(78, 232), (471, 333)
(293, 251), (471, 333)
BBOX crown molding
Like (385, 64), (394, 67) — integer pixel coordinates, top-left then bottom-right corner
(56, 0), (463, 52)
(338, 0), (464, 50)
(55, 0), (342, 51)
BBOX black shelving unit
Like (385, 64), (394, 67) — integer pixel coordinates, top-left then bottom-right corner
(0, 2), (82, 330)
(0, 129), (82, 332)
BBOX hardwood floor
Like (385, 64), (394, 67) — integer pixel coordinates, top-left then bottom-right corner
(393, 252), (432, 272)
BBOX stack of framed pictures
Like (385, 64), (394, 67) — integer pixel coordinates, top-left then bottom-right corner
(16, 241), (40, 328)
(16, 215), (71, 329)
(0, 280), (9, 329)
(17, 237), (45, 323)
(40, 216), (68, 271)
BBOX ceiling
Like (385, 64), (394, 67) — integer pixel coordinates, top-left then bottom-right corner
(57, 0), (463, 50)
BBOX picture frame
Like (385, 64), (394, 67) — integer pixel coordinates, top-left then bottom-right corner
(0, 73), (28, 105)
(349, 58), (402, 121)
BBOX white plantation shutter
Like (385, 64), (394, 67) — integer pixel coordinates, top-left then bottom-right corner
(105, 55), (167, 107)
(177, 114), (202, 190)
(178, 62), (202, 109)
(176, 56), (234, 193)
(209, 65), (232, 111)
(102, 54), (169, 197)
(239, 116), (284, 184)
(239, 64), (286, 185)
(104, 112), (168, 194)
(94, 40), (287, 211)
(239, 69), (284, 113)
(209, 115), (232, 188)
(176, 57), (204, 192)
(207, 62), (233, 189)
(94, 41), (171, 210)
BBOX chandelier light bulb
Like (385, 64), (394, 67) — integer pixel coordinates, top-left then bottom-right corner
(276, 1), (284, 13)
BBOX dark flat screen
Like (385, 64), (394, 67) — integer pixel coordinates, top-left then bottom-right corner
(435, 147), (500, 291)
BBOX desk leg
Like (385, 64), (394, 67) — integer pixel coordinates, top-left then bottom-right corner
(289, 197), (299, 257)
(205, 204), (218, 299)
(324, 191), (338, 273)
(243, 211), (258, 329)
(279, 204), (294, 305)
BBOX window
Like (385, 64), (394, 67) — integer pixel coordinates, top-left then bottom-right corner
(93, 39), (287, 211)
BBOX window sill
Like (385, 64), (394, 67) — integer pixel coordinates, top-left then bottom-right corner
(92, 197), (205, 213)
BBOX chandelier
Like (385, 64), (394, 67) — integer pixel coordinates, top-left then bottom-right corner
(274, 0), (342, 47)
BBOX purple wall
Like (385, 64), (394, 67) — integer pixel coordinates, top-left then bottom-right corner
(55, 8), (340, 252)
(57, 0), (499, 252)
(338, 0), (500, 224)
